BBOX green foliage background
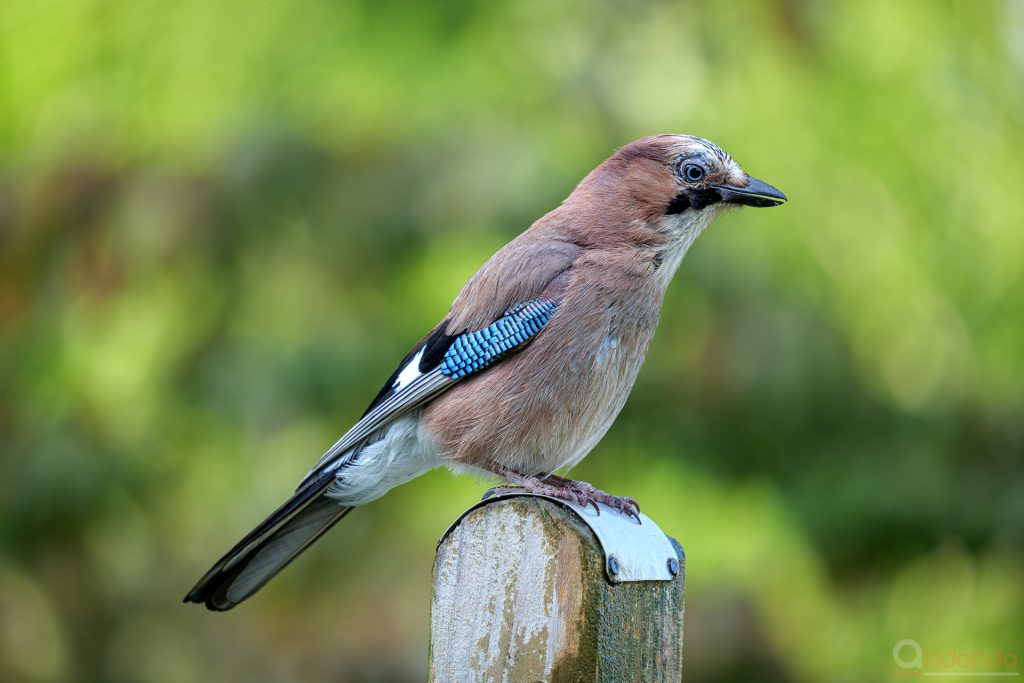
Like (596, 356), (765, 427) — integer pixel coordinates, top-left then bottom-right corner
(1, 1), (1022, 681)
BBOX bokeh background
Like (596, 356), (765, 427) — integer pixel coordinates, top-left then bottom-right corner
(1, 0), (1022, 681)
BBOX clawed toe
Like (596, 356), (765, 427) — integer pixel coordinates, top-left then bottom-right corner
(484, 470), (641, 523)
(546, 477), (642, 523)
(589, 490), (641, 523)
(482, 485), (524, 501)
(618, 496), (641, 517)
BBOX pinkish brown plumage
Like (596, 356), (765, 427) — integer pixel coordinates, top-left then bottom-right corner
(185, 134), (787, 610)
(427, 136), (713, 477)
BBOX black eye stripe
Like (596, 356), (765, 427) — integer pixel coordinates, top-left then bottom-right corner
(665, 187), (721, 215)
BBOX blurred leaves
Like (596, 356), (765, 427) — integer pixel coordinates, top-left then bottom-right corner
(1, 0), (1022, 681)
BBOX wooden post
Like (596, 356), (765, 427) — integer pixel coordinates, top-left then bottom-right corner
(429, 494), (685, 682)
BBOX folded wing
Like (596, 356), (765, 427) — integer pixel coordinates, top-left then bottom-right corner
(300, 298), (560, 486)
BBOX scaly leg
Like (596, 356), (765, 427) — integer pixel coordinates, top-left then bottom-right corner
(483, 467), (641, 522)
(545, 474), (641, 521)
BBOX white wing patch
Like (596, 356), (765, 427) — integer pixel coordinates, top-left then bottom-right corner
(394, 348), (425, 391)
(301, 366), (452, 483)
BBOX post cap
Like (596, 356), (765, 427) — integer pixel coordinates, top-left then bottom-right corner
(438, 493), (682, 583)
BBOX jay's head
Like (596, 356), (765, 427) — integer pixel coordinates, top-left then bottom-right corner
(577, 134), (786, 229)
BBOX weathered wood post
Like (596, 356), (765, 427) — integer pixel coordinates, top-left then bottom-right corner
(429, 493), (685, 682)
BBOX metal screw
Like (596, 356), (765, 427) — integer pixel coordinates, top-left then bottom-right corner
(608, 555), (621, 576)
(667, 557), (680, 576)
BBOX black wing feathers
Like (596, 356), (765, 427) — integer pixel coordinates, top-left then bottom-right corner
(361, 318), (456, 417)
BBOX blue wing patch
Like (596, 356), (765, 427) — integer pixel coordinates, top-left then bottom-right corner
(299, 297), (559, 485)
(440, 299), (558, 379)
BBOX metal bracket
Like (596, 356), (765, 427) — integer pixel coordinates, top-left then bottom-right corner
(438, 492), (683, 583)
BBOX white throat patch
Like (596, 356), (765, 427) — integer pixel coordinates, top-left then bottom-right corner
(655, 207), (719, 281)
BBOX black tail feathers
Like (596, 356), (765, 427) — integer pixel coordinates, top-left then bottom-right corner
(184, 479), (351, 611)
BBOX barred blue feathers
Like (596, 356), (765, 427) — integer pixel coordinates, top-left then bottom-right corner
(440, 299), (558, 379)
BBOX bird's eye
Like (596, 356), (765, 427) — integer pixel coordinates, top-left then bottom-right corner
(682, 163), (705, 182)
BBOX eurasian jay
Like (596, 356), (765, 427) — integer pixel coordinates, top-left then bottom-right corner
(184, 134), (786, 610)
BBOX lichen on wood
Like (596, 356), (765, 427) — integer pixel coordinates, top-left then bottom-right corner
(429, 496), (685, 682)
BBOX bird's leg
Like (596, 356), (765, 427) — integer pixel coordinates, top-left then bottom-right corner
(483, 466), (641, 522)
(482, 467), (599, 512)
(543, 474), (641, 522)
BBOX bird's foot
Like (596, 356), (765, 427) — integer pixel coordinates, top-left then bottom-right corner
(483, 470), (641, 523)
(481, 478), (593, 511)
(545, 474), (641, 523)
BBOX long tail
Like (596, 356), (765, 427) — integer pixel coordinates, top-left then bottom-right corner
(183, 474), (351, 611)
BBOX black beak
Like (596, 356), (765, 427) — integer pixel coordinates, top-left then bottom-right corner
(711, 176), (787, 208)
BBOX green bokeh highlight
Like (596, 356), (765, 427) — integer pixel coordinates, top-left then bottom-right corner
(1, 1), (1022, 681)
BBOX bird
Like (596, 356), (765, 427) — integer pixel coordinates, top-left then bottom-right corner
(184, 134), (786, 611)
